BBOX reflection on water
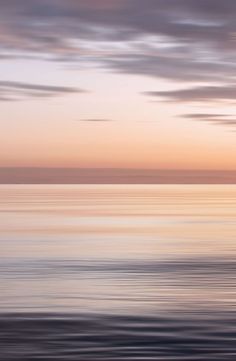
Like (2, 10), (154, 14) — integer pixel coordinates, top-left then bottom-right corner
(0, 185), (236, 359)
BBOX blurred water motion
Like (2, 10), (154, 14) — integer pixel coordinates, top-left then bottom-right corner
(0, 185), (236, 360)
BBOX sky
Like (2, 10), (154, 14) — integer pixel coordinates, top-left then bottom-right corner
(1, 0), (236, 180)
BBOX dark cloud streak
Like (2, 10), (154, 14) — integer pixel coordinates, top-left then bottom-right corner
(181, 113), (236, 129)
(145, 85), (236, 102)
(182, 114), (229, 119)
(0, 80), (85, 101)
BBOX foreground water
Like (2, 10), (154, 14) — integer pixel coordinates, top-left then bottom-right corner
(0, 185), (236, 360)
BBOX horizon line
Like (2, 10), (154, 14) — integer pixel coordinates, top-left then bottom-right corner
(0, 167), (236, 184)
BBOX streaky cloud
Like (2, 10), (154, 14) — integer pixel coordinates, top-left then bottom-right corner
(0, 80), (86, 101)
(181, 113), (236, 129)
(182, 114), (230, 119)
(1, 0), (236, 132)
(144, 85), (236, 102)
(1, 0), (236, 84)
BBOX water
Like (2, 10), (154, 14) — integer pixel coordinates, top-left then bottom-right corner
(0, 185), (236, 360)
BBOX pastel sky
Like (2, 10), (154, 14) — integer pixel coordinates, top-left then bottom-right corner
(1, 0), (236, 172)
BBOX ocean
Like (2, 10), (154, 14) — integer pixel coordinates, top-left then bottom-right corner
(0, 185), (236, 360)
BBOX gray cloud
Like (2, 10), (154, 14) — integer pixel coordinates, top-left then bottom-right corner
(1, 0), (236, 130)
(144, 85), (236, 102)
(0, 0), (236, 83)
(1, 1), (235, 45)
(105, 52), (236, 82)
(182, 113), (229, 119)
(181, 113), (236, 129)
(0, 80), (84, 100)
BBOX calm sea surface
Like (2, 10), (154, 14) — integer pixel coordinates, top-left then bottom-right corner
(0, 185), (236, 360)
